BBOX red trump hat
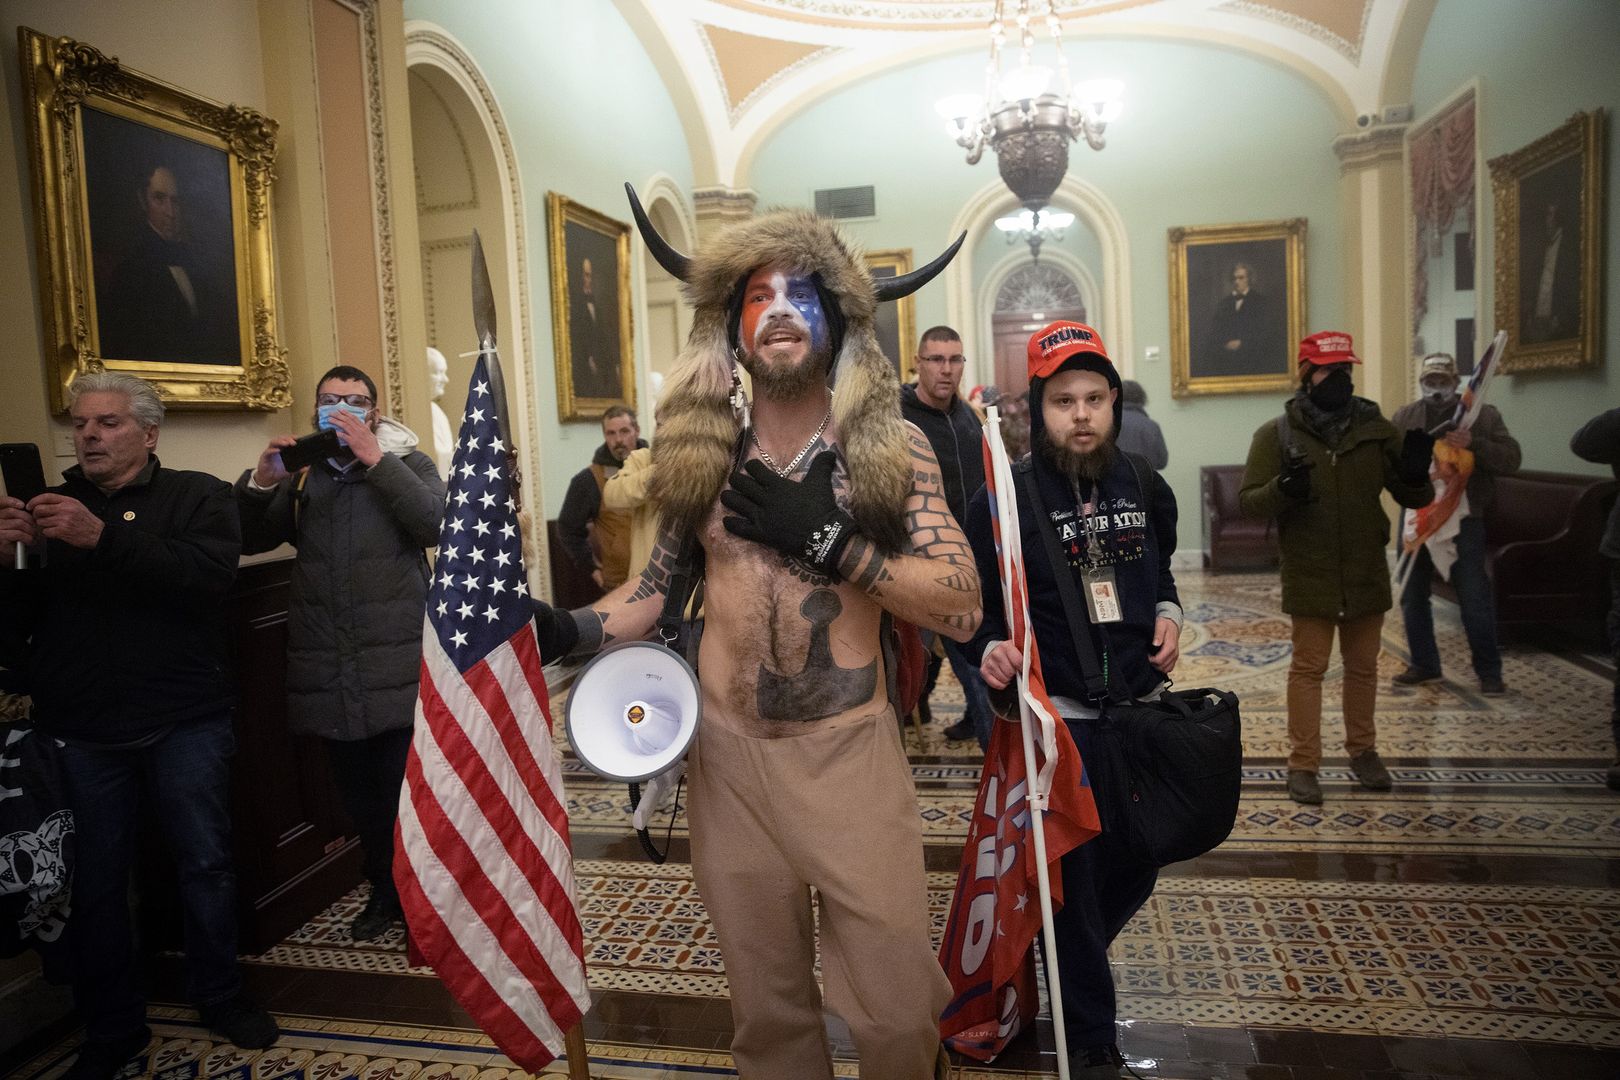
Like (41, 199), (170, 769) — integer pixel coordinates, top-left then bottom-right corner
(1027, 320), (1113, 382)
(1297, 330), (1361, 367)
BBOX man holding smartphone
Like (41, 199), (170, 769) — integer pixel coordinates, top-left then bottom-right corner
(235, 366), (443, 942)
(0, 373), (278, 1080)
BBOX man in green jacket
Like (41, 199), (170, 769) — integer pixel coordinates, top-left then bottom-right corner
(1241, 332), (1435, 805)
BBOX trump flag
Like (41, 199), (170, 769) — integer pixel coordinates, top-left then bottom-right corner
(394, 355), (590, 1070)
(937, 414), (1100, 1060)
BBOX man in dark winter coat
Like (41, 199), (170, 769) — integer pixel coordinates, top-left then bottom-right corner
(237, 365), (444, 940)
(965, 321), (1182, 1078)
(1390, 353), (1520, 694)
(900, 324), (994, 746)
(1571, 408), (1620, 792)
(1241, 332), (1434, 806)
(1, 373), (277, 1079)
(557, 404), (646, 591)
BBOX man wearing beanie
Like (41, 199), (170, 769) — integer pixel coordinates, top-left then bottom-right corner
(1391, 353), (1520, 695)
(964, 321), (1183, 1078)
(1240, 332), (1435, 806)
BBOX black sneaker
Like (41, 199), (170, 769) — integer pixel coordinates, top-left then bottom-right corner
(1392, 666), (1442, 686)
(200, 994), (280, 1049)
(916, 698), (933, 725)
(350, 889), (403, 942)
(1606, 759), (1620, 793)
(63, 1029), (150, 1080)
(1479, 676), (1507, 696)
(1069, 1043), (1127, 1079)
(942, 717), (975, 741)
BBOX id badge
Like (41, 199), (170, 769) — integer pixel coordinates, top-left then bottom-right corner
(1083, 565), (1124, 623)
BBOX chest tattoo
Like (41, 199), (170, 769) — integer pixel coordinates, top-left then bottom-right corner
(755, 588), (877, 722)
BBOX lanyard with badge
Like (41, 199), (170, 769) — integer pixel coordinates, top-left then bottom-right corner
(1075, 480), (1123, 624)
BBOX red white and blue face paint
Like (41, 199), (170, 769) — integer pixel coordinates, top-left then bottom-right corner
(739, 268), (829, 356)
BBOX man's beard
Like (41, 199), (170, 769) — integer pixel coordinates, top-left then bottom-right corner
(740, 342), (830, 400)
(1040, 424), (1118, 484)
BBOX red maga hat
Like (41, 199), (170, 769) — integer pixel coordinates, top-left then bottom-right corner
(1297, 330), (1361, 366)
(1027, 320), (1113, 381)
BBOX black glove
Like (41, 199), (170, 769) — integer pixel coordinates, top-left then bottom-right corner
(1398, 428), (1436, 485)
(1278, 454), (1314, 501)
(529, 598), (580, 664)
(721, 451), (856, 574)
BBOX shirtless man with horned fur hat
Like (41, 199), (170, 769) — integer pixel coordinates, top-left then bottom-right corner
(529, 187), (979, 1079)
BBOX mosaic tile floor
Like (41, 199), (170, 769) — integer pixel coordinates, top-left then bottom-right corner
(7, 569), (1619, 1080)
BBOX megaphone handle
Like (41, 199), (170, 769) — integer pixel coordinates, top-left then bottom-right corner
(627, 776), (685, 865)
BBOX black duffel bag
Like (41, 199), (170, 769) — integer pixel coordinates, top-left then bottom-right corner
(1105, 687), (1243, 867)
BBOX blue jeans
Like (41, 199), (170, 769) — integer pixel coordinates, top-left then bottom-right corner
(942, 637), (995, 749)
(1399, 515), (1502, 681)
(58, 716), (242, 1040)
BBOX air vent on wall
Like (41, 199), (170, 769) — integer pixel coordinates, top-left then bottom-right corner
(814, 185), (876, 221)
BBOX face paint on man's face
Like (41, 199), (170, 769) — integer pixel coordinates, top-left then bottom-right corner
(739, 269), (828, 355)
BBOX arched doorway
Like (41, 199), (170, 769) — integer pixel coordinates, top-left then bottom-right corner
(405, 26), (547, 596)
(990, 262), (1087, 398)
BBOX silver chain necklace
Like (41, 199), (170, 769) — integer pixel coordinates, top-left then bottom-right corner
(751, 409), (831, 477)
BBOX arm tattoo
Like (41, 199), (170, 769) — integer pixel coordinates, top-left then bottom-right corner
(569, 609), (615, 656)
(903, 426), (974, 565)
(837, 535), (895, 595)
(626, 527), (682, 603)
(929, 611), (978, 632)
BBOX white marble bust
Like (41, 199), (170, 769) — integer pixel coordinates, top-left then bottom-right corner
(426, 346), (453, 479)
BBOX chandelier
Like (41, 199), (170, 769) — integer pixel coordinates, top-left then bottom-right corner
(994, 207), (1074, 261)
(936, 1), (1121, 255)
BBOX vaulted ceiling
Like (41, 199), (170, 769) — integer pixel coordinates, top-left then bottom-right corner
(613, 0), (1432, 186)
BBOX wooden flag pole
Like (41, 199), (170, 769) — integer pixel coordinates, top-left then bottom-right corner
(565, 1024), (592, 1079)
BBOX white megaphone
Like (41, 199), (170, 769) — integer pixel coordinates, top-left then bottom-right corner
(566, 641), (700, 783)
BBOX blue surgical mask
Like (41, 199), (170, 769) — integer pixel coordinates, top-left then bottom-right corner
(317, 403), (370, 445)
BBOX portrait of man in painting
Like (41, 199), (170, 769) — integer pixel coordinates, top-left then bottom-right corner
(1187, 240), (1289, 381)
(565, 221), (626, 401)
(1516, 152), (1583, 346)
(82, 107), (242, 366)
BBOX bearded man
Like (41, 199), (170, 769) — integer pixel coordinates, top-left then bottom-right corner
(529, 191), (978, 1079)
(963, 322), (1182, 1078)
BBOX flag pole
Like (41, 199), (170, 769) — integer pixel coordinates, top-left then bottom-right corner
(472, 230), (594, 1080)
(986, 406), (1071, 1080)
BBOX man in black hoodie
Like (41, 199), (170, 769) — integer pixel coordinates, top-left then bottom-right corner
(964, 322), (1182, 1078)
(900, 325), (994, 745)
(0, 373), (277, 1079)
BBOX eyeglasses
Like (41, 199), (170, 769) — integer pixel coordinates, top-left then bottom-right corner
(918, 354), (966, 367)
(316, 393), (374, 407)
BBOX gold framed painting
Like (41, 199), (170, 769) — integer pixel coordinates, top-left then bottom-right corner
(18, 27), (288, 413)
(864, 248), (916, 375)
(1489, 109), (1606, 374)
(1168, 219), (1307, 398)
(547, 191), (634, 421)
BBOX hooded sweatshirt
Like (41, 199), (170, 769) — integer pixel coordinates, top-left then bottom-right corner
(965, 362), (1181, 706)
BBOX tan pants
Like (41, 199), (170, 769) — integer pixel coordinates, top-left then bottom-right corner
(686, 715), (950, 1080)
(1287, 613), (1384, 772)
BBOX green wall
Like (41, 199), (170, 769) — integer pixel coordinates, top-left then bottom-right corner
(404, 0), (695, 517)
(1410, 0), (1620, 478)
(749, 38), (1347, 550)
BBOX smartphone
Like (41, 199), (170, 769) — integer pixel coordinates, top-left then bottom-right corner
(0, 443), (47, 503)
(278, 430), (342, 473)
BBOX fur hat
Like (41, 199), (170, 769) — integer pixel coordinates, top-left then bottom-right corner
(637, 198), (961, 555)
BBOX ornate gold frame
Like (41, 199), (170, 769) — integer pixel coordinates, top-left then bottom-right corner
(864, 248), (916, 372)
(18, 27), (288, 413)
(547, 191), (634, 421)
(1168, 219), (1307, 398)
(1488, 110), (1606, 374)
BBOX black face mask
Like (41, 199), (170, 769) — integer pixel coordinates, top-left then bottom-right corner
(1307, 367), (1354, 411)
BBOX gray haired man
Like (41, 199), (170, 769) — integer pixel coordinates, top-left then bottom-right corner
(0, 373), (278, 1080)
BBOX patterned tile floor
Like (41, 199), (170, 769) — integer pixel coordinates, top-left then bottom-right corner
(7, 570), (1619, 1079)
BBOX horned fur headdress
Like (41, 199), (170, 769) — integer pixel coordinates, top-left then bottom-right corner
(628, 184), (963, 555)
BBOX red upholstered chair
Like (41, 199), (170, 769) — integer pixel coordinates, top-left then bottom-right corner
(1202, 464), (1279, 571)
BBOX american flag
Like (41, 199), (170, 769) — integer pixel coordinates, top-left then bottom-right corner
(393, 355), (589, 1070)
(937, 410), (1099, 1061)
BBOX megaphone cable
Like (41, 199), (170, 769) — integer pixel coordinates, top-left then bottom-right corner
(627, 773), (686, 865)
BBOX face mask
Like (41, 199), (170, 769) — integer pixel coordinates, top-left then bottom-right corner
(1307, 367), (1354, 411)
(317, 403), (370, 445)
(1422, 383), (1457, 405)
